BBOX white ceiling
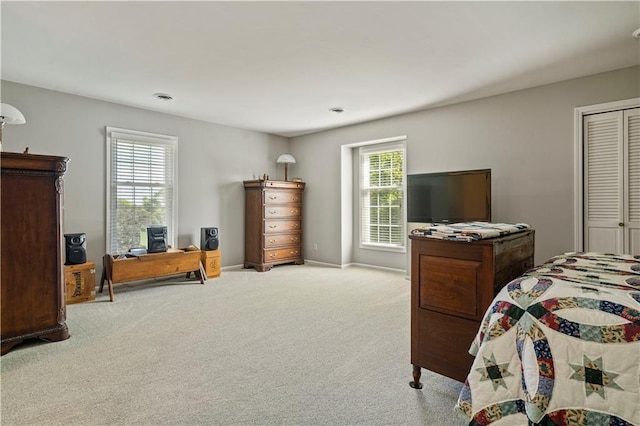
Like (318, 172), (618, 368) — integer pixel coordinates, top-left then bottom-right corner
(2, 1), (639, 137)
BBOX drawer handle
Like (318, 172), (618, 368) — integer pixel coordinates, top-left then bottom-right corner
(269, 253), (278, 258)
(290, 237), (297, 241)
(291, 251), (298, 255)
(269, 225), (278, 229)
(269, 196), (277, 200)
(269, 210), (277, 214)
(291, 210), (298, 214)
(269, 239), (276, 243)
(290, 224), (298, 228)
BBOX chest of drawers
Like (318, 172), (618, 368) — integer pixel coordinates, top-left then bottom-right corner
(408, 230), (535, 387)
(243, 180), (305, 272)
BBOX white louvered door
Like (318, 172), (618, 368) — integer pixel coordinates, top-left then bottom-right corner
(625, 108), (640, 254)
(584, 108), (640, 254)
(584, 111), (623, 253)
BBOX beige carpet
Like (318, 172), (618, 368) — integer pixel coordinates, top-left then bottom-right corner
(1, 264), (466, 425)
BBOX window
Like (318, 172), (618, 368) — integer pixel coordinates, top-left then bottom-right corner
(106, 127), (177, 254)
(359, 141), (406, 251)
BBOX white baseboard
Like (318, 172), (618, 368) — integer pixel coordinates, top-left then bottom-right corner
(304, 260), (406, 274)
(221, 264), (245, 271)
(348, 263), (406, 274)
(303, 259), (345, 268)
(222, 261), (407, 276)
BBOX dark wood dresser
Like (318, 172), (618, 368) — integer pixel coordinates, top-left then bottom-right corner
(243, 180), (305, 272)
(409, 230), (534, 387)
(1, 152), (70, 355)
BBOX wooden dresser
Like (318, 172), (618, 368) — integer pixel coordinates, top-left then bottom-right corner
(243, 180), (305, 272)
(1, 152), (70, 355)
(409, 230), (534, 387)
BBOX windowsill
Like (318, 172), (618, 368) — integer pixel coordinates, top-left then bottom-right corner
(359, 243), (406, 254)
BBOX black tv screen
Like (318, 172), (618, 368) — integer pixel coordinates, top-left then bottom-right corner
(407, 169), (491, 223)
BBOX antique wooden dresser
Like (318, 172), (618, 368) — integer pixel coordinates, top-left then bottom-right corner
(409, 230), (535, 386)
(243, 180), (305, 272)
(1, 152), (70, 355)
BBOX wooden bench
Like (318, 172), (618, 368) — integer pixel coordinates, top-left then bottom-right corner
(100, 249), (206, 302)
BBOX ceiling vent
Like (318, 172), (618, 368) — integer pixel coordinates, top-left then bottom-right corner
(153, 93), (173, 101)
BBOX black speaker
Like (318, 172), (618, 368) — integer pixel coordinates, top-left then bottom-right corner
(65, 233), (87, 265)
(200, 227), (219, 251)
(147, 226), (168, 253)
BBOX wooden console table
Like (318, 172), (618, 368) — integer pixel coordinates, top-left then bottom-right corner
(100, 249), (206, 302)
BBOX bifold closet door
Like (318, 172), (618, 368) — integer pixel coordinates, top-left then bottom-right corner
(625, 108), (640, 254)
(583, 108), (639, 254)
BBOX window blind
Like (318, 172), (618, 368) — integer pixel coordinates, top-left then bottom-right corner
(106, 128), (177, 254)
(359, 141), (405, 250)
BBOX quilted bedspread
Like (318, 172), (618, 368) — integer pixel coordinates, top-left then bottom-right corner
(455, 252), (640, 425)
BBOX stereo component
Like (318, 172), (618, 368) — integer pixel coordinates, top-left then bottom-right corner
(200, 227), (219, 251)
(147, 226), (168, 253)
(65, 233), (87, 265)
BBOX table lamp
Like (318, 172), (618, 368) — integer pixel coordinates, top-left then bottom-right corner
(0, 103), (26, 152)
(277, 153), (296, 181)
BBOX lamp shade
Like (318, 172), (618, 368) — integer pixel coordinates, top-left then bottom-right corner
(0, 103), (26, 125)
(276, 154), (296, 164)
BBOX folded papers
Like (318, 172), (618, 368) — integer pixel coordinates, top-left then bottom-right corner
(410, 222), (531, 242)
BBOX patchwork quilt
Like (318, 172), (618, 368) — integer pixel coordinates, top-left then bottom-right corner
(455, 252), (640, 425)
(410, 222), (531, 242)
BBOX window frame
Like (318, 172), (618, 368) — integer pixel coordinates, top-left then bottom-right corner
(358, 140), (406, 253)
(105, 126), (178, 254)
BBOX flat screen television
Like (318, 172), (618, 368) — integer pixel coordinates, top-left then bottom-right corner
(407, 169), (491, 224)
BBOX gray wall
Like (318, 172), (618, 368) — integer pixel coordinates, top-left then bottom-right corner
(3, 66), (639, 277)
(1, 81), (289, 273)
(291, 66), (640, 270)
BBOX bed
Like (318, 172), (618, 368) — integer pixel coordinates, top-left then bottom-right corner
(455, 252), (640, 425)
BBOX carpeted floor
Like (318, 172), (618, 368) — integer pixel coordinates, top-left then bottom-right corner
(1, 264), (466, 425)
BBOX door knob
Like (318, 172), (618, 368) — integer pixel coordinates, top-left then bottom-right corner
(619, 222), (624, 227)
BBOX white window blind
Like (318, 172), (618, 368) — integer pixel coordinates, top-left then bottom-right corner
(359, 141), (406, 250)
(106, 127), (177, 254)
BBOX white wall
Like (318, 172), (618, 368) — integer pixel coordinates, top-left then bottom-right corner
(291, 66), (640, 269)
(1, 81), (289, 273)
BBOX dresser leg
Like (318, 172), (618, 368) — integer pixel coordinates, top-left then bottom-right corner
(409, 365), (423, 389)
(38, 325), (70, 343)
(1, 340), (22, 356)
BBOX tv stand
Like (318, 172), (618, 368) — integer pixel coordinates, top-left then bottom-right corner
(409, 230), (534, 386)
